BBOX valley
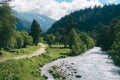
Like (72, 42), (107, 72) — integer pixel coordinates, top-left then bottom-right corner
(0, 0), (120, 80)
(41, 47), (120, 80)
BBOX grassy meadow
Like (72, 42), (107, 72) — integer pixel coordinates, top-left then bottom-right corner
(0, 45), (41, 57)
(0, 45), (70, 80)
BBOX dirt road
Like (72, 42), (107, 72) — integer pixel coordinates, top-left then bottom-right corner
(0, 43), (46, 62)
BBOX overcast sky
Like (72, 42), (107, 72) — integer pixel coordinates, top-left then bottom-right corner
(10, 0), (120, 20)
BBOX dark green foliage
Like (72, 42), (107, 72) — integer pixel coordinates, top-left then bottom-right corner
(48, 4), (120, 36)
(47, 10), (95, 55)
(0, 51), (3, 56)
(0, 5), (16, 49)
(65, 15), (77, 34)
(0, 5), (33, 49)
(15, 31), (24, 48)
(44, 34), (55, 47)
(30, 20), (42, 45)
(52, 72), (61, 79)
(49, 15), (77, 47)
(20, 30), (33, 47)
(96, 23), (113, 50)
(69, 29), (87, 55)
(108, 19), (120, 66)
(109, 32), (120, 65)
(60, 36), (68, 48)
(48, 15), (77, 35)
(80, 32), (95, 49)
(97, 18), (120, 66)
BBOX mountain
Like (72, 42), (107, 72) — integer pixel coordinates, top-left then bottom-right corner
(12, 10), (31, 32)
(12, 10), (55, 32)
(48, 4), (120, 34)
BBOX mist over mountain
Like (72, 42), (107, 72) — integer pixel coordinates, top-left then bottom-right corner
(12, 10), (55, 32)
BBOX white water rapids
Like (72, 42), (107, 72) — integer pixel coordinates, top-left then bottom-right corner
(40, 47), (120, 80)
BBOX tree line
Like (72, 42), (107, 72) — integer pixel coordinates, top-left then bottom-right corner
(97, 18), (120, 66)
(48, 4), (120, 38)
(47, 4), (120, 65)
(44, 16), (95, 56)
(0, 4), (42, 50)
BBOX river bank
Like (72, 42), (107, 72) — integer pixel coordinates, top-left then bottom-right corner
(40, 47), (120, 80)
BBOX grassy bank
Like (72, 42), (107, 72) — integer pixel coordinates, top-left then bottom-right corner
(0, 45), (70, 80)
(0, 45), (41, 57)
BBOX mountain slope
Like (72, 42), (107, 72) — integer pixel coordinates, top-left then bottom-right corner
(12, 10), (55, 32)
(48, 4), (120, 34)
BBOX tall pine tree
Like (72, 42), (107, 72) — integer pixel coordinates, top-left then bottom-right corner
(0, 3), (16, 49)
(65, 15), (77, 35)
(30, 20), (42, 45)
(69, 28), (86, 55)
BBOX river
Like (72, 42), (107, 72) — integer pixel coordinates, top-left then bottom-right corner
(40, 47), (120, 80)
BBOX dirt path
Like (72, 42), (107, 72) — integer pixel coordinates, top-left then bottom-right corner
(0, 43), (46, 62)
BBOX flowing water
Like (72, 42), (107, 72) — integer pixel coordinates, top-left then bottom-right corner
(40, 47), (120, 80)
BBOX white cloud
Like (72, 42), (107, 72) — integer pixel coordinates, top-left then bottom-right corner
(11, 0), (102, 20)
(108, 0), (116, 4)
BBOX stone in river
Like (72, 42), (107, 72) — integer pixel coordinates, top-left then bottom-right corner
(75, 75), (82, 78)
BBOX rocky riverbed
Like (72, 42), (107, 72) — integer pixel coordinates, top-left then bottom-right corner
(40, 47), (120, 80)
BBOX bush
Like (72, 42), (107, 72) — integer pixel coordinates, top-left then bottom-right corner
(20, 30), (33, 47)
(52, 65), (58, 70)
(48, 69), (53, 73)
(52, 72), (61, 78)
(0, 51), (3, 56)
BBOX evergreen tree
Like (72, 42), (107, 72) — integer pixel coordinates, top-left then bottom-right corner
(48, 4), (120, 37)
(97, 23), (113, 50)
(109, 32), (120, 65)
(80, 32), (95, 49)
(0, 2), (33, 49)
(0, 4), (16, 49)
(61, 36), (68, 48)
(65, 15), (77, 35)
(108, 18), (120, 66)
(44, 34), (55, 47)
(97, 18), (120, 66)
(62, 15), (77, 47)
(30, 20), (42, 45)
(69, 29), (86, 55)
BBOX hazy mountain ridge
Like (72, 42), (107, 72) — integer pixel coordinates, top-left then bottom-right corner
(12, 10), (55, 32)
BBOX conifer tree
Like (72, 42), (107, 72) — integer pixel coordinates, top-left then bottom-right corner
(44, 34), (55, 47)
(0, 2), (16, 49)
(30, 20), (42, 45)
(69, 28), (86, 55)
(80, 32), (95, 49)
(65, 15), (77, 35)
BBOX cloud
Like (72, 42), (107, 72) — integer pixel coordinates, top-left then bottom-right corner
(108, 0), (116, 4)
(11, 0), (102, 20)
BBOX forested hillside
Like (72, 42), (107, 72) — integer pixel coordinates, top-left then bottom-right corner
(0, 0), (120, 80)
(48, 4), (120, 35)
(47, 4), (120, 66)
(97, 18), (120, 66)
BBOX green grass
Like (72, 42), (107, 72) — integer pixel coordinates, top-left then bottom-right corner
(0, 45), (41, 57)
(0, 45), (70, 80)
(48, 65), (66, 80)
(46, 46), (70, 59)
